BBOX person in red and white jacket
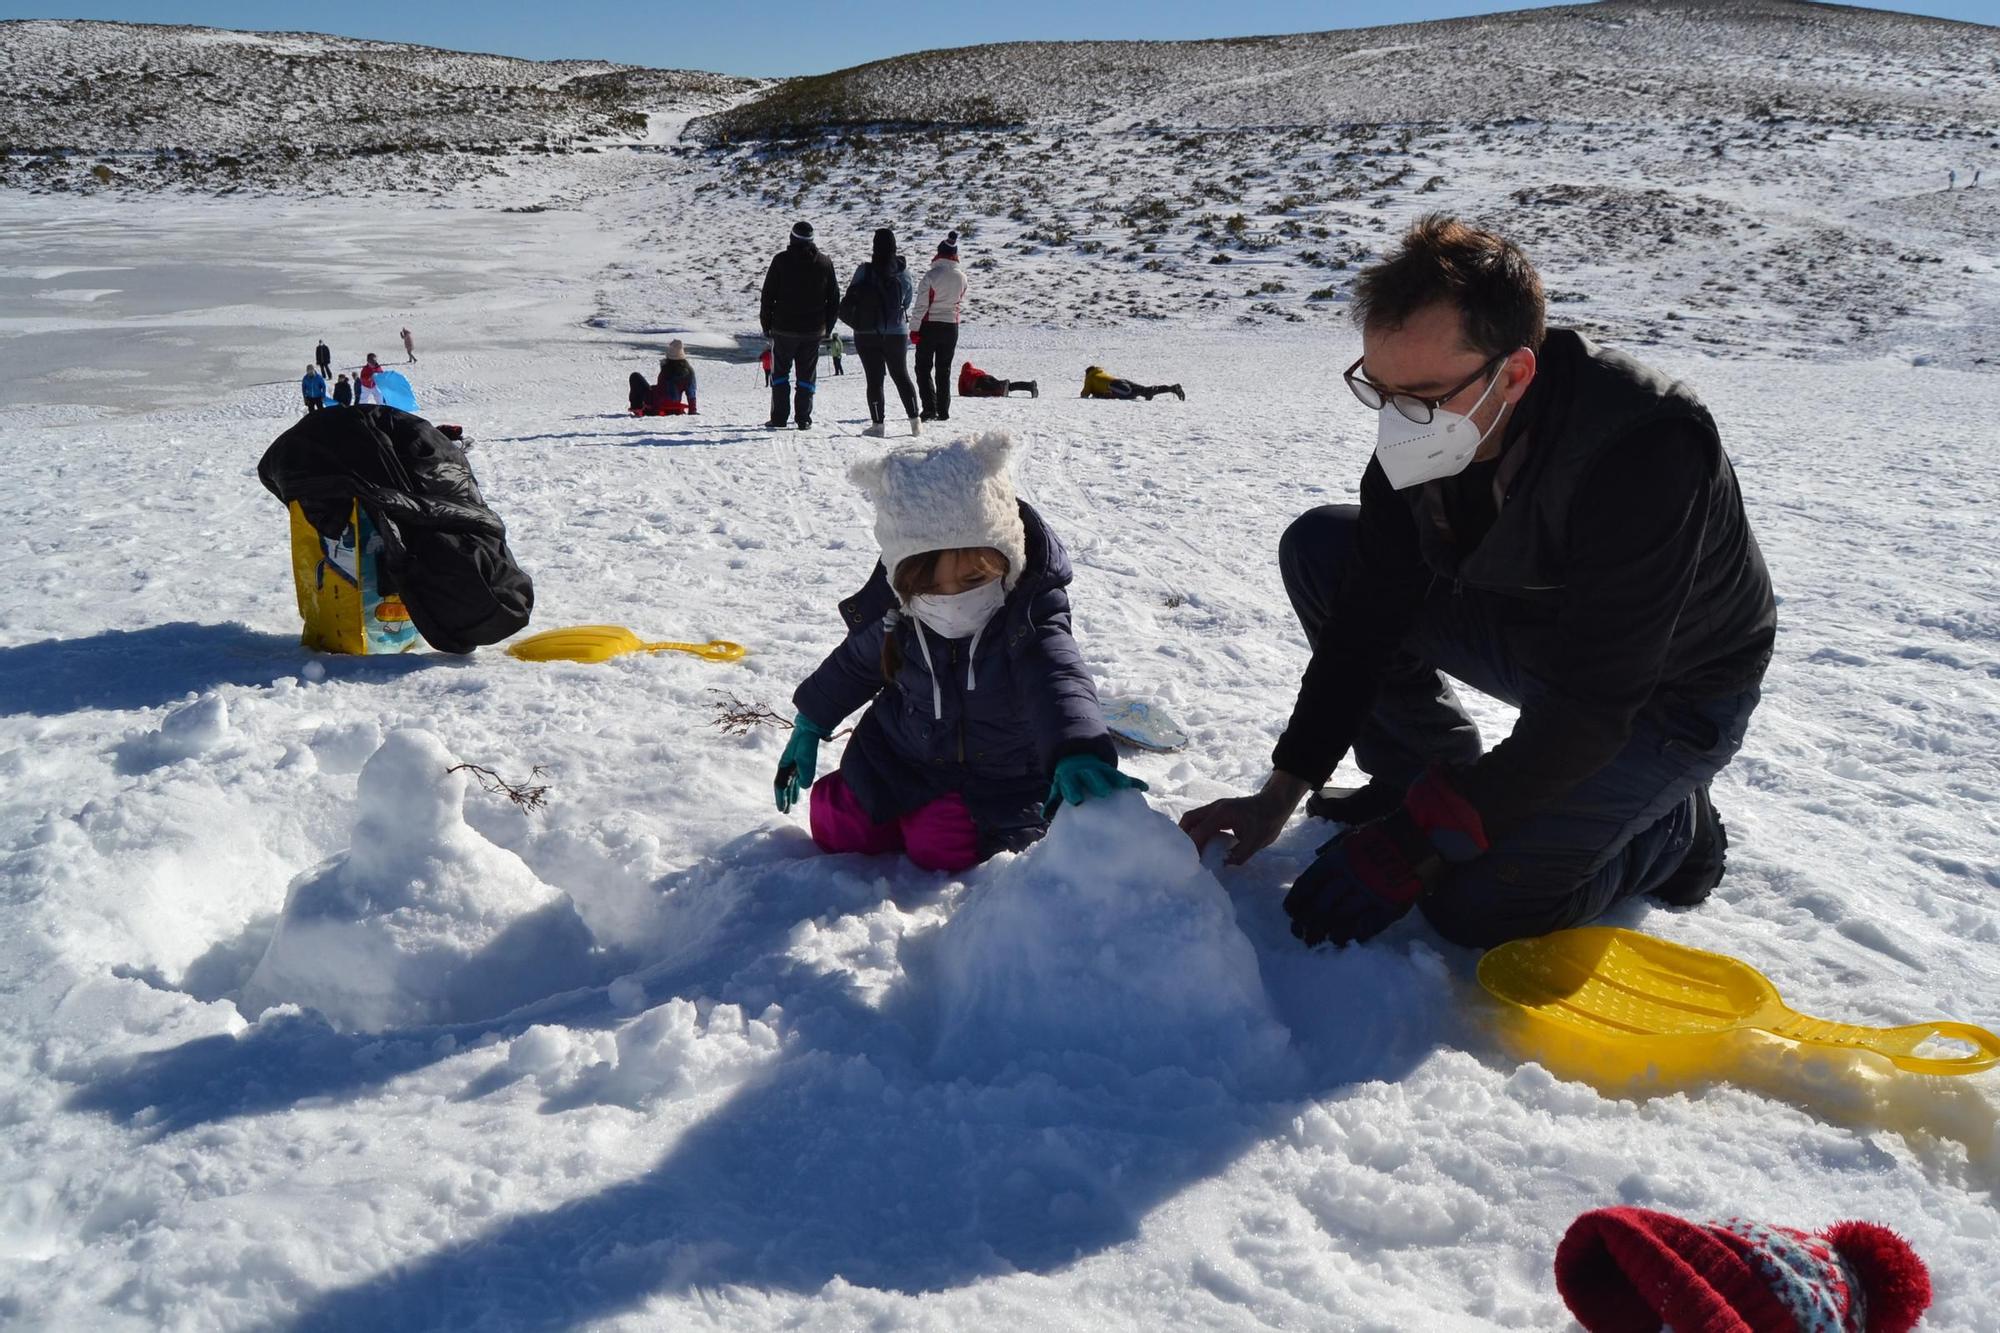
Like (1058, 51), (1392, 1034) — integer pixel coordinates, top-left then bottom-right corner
(913, 232), (967, 422)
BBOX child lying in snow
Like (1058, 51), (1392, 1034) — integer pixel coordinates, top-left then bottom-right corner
(774, 434), (1144, 872)
(1080, 365), (1184, 401)
(957, 362), (1037, 399)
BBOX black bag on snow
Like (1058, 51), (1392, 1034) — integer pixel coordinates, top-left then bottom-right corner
(258, 405), (533, 654)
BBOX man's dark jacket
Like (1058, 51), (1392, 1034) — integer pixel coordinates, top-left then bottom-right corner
(760, 237), (839, 339)
(794, 502), (1116, 852)
(1273, 328), (1775, 835)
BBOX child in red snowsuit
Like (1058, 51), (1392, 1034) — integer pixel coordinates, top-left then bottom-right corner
(957, 362), (1038, 399)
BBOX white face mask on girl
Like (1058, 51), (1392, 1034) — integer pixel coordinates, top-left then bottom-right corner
(1374, 360), (1510, 490)
(907, 579), (1006, 640)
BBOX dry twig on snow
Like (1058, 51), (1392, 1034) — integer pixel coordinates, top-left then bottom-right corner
(447, 762), (553, 812)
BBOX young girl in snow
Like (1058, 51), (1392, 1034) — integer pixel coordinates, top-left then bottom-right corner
(774, 433), (1144, 872)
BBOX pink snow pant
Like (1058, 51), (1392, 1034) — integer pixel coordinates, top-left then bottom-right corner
(809, 772), (982, 873)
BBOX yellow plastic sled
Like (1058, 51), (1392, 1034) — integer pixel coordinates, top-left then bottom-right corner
(1479, 926), (2000, 1081)
(505, 625), (747, 665)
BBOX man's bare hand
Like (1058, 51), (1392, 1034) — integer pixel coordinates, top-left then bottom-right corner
(1179, 773), (1311, 866)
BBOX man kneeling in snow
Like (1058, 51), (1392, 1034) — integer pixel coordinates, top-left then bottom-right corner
(1182, 214), (1775, 949)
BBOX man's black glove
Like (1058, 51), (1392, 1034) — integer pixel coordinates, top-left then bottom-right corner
(1284, 766), (1490, 947)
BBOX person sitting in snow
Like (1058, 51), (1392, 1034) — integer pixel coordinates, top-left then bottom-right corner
(774, 433), (1144, 872)
(653, 339), (698, 414)
(1080, 365), (1184, 401)
(301, 364), (327, 413)
(1181, 213), (1776, 950)
(958, 361), (1038, 399)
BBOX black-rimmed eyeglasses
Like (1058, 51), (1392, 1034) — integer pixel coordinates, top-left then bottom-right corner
(1344, 353), (1504, 424)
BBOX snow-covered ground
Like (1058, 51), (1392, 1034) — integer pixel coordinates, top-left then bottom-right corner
(3, 10), (1999, 1329)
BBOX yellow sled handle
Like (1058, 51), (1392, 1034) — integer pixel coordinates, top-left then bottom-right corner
(641, 639), (748, 662)
(1845, 1021), (2000, 1076)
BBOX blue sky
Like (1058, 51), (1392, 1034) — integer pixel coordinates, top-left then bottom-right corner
(3, 1), (1993, 76)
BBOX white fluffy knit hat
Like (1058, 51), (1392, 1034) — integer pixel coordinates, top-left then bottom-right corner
(849, 432), (1029, 592)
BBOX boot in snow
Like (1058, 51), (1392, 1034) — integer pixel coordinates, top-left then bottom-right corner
(766, 383), (789, 429)
(1651, 784), (1727, 907)
(862, 421), (888, 438)
(908, 417), (922, 436)
(1029, 381), (1039, 398)
(1171, 384), (1186, 401)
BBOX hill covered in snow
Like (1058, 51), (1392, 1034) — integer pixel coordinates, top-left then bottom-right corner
(0, 19), (756, 194)
(6, 6), (1998, 364)
(690, 0), (2000, 138)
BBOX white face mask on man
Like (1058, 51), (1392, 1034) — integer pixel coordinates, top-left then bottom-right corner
(1373, 360), (1510, 490)
(907, 578), (1007, 640)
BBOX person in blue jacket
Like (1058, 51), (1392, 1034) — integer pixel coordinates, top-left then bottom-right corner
(301, 365), (327, 413)
(774, 433), (1144, 870)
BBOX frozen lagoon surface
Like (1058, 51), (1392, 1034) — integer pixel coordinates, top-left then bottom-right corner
(0, 196), (593, 416)
(0, 185), (1997, 1330)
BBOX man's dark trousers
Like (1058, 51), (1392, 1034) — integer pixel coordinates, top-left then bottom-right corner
(768, 333), (821, 427)
(1279, 504), (1758, 948)
(915, 322), (959, 419)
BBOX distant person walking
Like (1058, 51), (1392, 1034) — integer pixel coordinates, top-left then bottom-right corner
(914, 231), (967, 422)
(829, 331), (846, 376)
(1949, 169), (1958, 190)
(332, 373), (354, 407)
(301, 365), (327, 413)
(400, 327), (417, 363)
(314, 339), (332, 378)
(759, 220), (840, 431)
(846, 227), (920, 438)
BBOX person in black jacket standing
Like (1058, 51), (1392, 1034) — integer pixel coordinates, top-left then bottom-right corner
(759, 221), (840, 431)
(1181, 214), (1776, 950)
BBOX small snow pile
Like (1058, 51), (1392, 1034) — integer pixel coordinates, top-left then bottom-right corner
(539, 998), (785, 1109)
(930, 793), (1291, 1086)
(239, 729), (598, 1032)
(113, 691), (229, 772)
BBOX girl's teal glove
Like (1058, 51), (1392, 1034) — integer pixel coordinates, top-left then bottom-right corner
(1043, 753), (1149, 818)
(774, 714), (830, 813)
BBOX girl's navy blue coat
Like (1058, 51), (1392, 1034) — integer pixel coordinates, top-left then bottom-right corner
(794, 501), (1116, 853)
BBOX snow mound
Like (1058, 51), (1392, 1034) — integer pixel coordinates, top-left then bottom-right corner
(930, 793), (1291, 1086)
(556, 998), (785, 1109)
(113, 691), (229, 773)
(239, 729), (598, 1032)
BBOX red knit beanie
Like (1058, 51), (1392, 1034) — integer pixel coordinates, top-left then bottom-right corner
(1554, 1207), (1931, 1333)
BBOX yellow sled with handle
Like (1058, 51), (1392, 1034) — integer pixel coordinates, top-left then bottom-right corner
(505, 625), (747, 665)
(1479, 926), (2000, 1084)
